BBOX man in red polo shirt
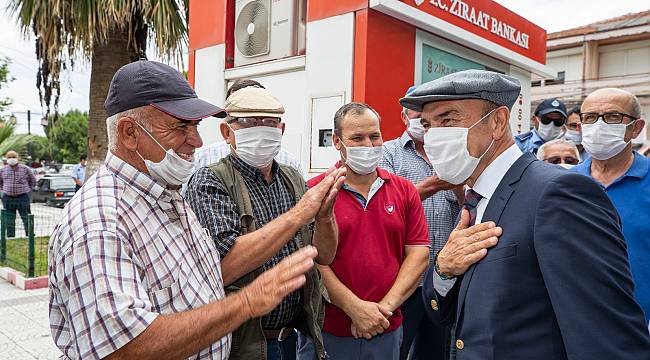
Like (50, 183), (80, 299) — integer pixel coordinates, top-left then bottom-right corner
(307, 102), (430, 359)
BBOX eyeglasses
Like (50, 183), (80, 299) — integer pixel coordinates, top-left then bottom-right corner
(227, 117), (282, 128)
(544, 156), (579, 165)
(579, 112), (637, 125)
(565, 122), (580, 131)
(539, 116), (566, 127)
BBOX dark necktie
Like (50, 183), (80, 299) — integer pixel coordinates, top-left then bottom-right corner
(463, 189), (483, 226)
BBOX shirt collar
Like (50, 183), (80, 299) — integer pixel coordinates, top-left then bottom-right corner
(398, 131), (416, 149)
(104, 152), (167, 202)
(579, 151), (649, 183)
(530, 129), (545, 145)
(472, 144), (523, 201)
(231, 154), (279, 182)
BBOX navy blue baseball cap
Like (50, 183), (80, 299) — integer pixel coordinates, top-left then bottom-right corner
(104, 60), (226, 120)
(534, 98), (567, 118)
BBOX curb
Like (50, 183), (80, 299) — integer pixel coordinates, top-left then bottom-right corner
(0, 267), (48, 290)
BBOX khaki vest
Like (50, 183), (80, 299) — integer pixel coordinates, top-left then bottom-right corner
(209, 156), (326, 359)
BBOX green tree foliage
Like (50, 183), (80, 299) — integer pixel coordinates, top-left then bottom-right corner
(48, 110), (88, 163)
(0, 57), (13, 116)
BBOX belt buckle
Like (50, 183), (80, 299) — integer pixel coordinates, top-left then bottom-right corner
(277, 327), (290, 342)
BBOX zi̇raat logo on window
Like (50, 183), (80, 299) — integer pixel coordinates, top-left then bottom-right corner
(414, 0), (531, 50)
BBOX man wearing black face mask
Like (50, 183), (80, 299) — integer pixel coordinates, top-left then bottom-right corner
(515, 98), (567, 154)
(186, 86), (346, 360)
(404, 70), (650, 360)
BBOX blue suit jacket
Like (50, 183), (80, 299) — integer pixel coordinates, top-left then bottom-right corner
(423, 153), (650, 360)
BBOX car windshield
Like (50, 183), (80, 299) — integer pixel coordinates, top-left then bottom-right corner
(49, 177), (76, 189)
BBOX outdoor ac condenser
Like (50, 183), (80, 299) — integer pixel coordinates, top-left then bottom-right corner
(234, 0), (302, 67)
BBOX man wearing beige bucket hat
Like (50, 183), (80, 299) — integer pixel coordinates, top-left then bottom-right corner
(186, 86), (346, 360)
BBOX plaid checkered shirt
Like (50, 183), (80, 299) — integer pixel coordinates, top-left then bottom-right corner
(0, 163), (36, 196)
(185, 155), (302, 330)
(48, 153), (230, 360)
(379, 132), (460, 261)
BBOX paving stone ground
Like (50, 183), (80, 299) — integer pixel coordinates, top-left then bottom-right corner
(0, 277), (61, 359)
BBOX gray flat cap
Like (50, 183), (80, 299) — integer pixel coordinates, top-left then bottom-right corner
(400, 70), (521, 111)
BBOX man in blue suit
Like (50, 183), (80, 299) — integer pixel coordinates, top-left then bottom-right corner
(401, 70), (650, 360)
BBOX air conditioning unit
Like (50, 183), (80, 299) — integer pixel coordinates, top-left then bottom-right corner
(234, 0), (304, 67)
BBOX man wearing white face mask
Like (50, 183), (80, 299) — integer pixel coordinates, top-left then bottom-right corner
(186, 86), (345, 360)
(515, 98), (568, 154)
(48, 60), (322, 360)
(402, 70), (650, 360)
(572, 88), (650, 328)
(305, 102), (430, 360)
(379, 86), (461, 360)
(564, 106), (589, 162)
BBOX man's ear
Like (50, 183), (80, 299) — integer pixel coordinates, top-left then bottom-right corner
(631, 119), (646, 139)
(492, 107), (510, 141)
(220, 122), (232, 144)
(117, 117), (139, 151)
(333, 132), (342, 151)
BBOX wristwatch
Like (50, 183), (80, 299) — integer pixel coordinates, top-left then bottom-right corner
(434, 253), (456, 280)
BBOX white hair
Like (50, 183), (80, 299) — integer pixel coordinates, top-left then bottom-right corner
(106, 106), (153, 151)
(537, 138), (581, 161)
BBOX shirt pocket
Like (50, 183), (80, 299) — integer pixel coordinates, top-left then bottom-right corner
(148, 262), (214, 314)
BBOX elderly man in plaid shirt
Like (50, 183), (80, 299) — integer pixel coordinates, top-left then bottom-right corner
(48, 61), (340, 360)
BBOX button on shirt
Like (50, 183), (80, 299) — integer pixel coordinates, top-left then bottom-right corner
(185, 156), (302, 329)
(380, 132), (460, 260)
(433, 144), (523, 296)
(48, 153), (229, 360)
(573, 152), (650, 323)
(0, 164), (36, 196)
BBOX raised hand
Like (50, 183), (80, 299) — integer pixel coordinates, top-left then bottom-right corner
(240, 246), (318, 318)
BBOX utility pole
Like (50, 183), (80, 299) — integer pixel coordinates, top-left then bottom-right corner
(27, 109), (31, 135)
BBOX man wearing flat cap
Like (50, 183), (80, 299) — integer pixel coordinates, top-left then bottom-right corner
(48, 60), (323, 360)
(186, 86), (345, 360)
(402, 69), (650, 359)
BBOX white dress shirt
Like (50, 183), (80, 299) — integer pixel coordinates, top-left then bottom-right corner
(433, 144), (523, 296)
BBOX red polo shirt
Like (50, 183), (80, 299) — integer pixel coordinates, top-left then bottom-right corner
(308, 165), (429, 337)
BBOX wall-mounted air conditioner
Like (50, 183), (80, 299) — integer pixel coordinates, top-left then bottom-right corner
(234, 0), (304, 67)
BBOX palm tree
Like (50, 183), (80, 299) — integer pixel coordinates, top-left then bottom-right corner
(0, 117), (32, 156)
(8, 0), (189, 175)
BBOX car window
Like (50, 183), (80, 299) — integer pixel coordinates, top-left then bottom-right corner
(50, 177), (76, 189)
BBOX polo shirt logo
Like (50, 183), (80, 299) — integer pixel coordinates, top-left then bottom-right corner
(385, 204), (395, 214)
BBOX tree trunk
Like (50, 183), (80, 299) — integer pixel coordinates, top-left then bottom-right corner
(86, 28), (138, 178)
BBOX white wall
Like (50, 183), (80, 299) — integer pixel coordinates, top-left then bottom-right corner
(546, 47), (583, 81)
(304, 13), (355, 173)
(599, 40), (650, 78)
(508, 65), (532, 135)
(194, 44), (227, 147)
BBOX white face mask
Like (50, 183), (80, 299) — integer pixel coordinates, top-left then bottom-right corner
(564, 129), (582, 145)
(559, 163), (575, 169)
(581, 119), (636, 160)
(136, 123), (195, 186)
(407, 118), (426, 142)
(341, 143), (383, 175)
(537, 121), (565, 142)
(423, 108), (497, 185)
(7, 158), (18, 166)
(229, 125), (282, 169)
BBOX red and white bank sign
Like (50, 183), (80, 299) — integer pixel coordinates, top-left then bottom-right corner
(407, 0), (547, 64)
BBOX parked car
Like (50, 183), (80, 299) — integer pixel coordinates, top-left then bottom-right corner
(32, 175), (77, 207)
(58, 164), (77, 177)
